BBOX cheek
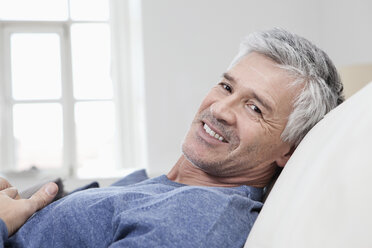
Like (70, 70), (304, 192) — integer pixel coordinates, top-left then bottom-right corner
(197, 99), (210, 113)
(237, 119), (280, 154)
(234, 123), (261, 154)
(237, 117), (262, 140)
(197, 88), (221, 112)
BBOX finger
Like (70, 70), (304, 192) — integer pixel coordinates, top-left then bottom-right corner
(15, 192), (21, 200)
(0, 178), (21, 199)
(0, 177), (12, 190)
(1, 187), (19, 199)
(28, 182), (58, 213)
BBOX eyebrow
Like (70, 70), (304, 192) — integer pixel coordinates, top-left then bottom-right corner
(222, 72), (275, 113)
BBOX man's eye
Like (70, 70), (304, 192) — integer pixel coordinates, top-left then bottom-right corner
(220, 83), (232, 93)
(249, 105), (262, 115)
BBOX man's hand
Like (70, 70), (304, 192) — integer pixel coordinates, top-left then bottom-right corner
(0, 177), (58, 236)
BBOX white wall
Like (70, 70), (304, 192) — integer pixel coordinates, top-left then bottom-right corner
(140, 0), (372, 176)
(319, 0), (372, 67)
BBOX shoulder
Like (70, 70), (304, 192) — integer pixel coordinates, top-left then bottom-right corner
(156, 186), (262, 247)
(159, 186), (263, 224)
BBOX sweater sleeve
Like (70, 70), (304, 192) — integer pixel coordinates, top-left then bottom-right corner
(0, 219), (8, 248)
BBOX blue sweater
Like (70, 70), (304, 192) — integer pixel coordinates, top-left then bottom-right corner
(1, 174), (262, 247)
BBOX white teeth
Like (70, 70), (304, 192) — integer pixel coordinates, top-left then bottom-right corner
(203, 123), (225, 142)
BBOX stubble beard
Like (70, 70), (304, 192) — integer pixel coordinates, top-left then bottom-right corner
(181, 141), (230, 176)
(182, 139), (260, 177)
(181, 109), (236, 176)
(181, 108), (263, 177)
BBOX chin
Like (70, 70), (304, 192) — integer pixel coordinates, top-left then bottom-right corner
(182, 144), (224, 176)
(181, 141), (198, 164)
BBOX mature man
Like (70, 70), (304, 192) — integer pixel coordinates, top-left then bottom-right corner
(0, 28), (343, 247)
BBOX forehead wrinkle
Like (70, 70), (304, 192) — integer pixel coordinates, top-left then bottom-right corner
(246, 65), (270, 82)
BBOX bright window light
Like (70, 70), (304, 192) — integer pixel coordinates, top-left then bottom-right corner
(69, 0), (109, 21)
(71, 24), (113, 99)
(75, 101), (117, 176)
(11, 33), (62, 100)
(0, 0), (68, 21)
(0, 0), (144, 177)
(13, 103), (63, 170)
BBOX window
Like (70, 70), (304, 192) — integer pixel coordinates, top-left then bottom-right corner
(0, 0), (147, 178)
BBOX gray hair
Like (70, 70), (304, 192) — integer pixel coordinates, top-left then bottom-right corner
(229, 28), (344, 147)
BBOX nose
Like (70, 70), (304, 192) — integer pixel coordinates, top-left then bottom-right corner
(210, 96), (237, 126)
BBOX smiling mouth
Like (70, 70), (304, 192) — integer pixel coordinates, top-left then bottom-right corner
(203, 123), (227, 143)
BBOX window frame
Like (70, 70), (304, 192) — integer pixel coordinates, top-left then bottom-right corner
(1, 21), (82, 175)
(0, 0), (148, 177)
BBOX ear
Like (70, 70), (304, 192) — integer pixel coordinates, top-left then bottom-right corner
(275, 146), (295, 167)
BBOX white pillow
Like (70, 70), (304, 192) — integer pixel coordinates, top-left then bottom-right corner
(245, 82), (372, 248)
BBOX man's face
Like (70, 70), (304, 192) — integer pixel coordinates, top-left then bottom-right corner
(182, 52), (301, 182)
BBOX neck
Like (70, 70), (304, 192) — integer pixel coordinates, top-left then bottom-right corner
(167, 155), (273, 188)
